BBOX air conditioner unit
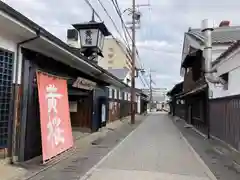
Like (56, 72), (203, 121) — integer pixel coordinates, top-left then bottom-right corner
(67, 29), (80, 49)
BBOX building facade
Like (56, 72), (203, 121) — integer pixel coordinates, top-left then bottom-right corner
(170, 21), (240, 151)
(208, 41), (240, 151)
(0, 1), (135, 163)
(98, 38), (131, 70)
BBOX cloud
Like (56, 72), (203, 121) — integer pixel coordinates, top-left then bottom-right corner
(3, 0), (240, 89)
(136, 40), (169, 49)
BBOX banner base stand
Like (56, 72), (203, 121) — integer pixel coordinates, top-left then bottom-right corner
(42, 147), (74, 165)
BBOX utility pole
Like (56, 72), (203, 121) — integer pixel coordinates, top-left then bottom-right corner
(130, 0), (136, 124)
(149, 70), (153, 112)
(123, 1), (149, 124)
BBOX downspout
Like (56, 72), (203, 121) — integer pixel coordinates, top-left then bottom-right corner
(205, 85), (210, 139)
(201, 19), (225, 84)
(9, 29), (41, 164)
(201, 19), (225, 139)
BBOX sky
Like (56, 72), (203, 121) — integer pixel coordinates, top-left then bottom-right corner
(2, 0), (240, 90)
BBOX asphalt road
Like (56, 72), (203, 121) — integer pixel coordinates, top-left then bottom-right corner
(82, 113), (216, 180)
(22, 117), (143, 180)
(173, 116), (240, 180)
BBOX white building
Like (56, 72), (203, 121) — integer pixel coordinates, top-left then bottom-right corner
(98, 38), (132, 70)
(181, 21), (240, 77)
(210, 41), (240, 98)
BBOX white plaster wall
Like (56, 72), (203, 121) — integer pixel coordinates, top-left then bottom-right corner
(0, 33), (18, 83)
(210, 51), (240, 99)
(0, 34), (17, 52)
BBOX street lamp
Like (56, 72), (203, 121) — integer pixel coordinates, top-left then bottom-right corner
(72, 13), (111, 60)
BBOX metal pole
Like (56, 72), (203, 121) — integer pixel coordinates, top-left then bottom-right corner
(131, 0), (136, 124)
(149, 70), (152, 112)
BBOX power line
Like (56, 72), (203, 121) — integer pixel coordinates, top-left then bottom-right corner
(111, 0), (150, 87)
(111, 0), (142, 66)
(85, 0), (148, 88)
(83, 0), (102, 21)
(95, 0), (134, 62)
(84, 0), (132, 62)
(113, 0), (150, 87)
(96, 0), (132, 49)
(97, 0), (148, 88)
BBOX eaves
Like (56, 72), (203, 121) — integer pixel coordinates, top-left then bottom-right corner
(0, 1), (127, 88)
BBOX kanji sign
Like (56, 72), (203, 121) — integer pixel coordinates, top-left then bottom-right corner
(37, 72), (73, 162)
(72, 77), (96, 90)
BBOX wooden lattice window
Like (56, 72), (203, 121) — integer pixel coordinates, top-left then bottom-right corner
(0, 49), (14, 148)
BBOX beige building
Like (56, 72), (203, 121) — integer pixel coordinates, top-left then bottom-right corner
(98, 38), (131, 70)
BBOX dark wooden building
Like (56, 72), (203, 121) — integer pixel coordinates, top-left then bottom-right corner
(172, 49), (210, 136)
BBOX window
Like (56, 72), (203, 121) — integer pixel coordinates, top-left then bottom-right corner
(109, 88), (112, 98)
(114, 89), (118, 99)
(112, 88), (115, 98)
(119, 91), (122, 100)
(109, 47), (114, 52)
(0, 48), (14, 147)
(220, 72), (229, 90)
(108, 60), (113, 64)
(108, 54), (114, 59)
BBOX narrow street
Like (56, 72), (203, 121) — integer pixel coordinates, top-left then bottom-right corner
(81, 112), (216, 180)
(1, 1), (240, 180)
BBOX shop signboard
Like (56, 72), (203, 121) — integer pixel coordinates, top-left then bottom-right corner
(37, 71), (73, 163)
(72, 77), (96, 90)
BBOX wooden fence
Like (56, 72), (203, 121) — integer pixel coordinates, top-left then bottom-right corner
(210, 95), (240, 151)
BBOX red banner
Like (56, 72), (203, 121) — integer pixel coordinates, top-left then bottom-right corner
(37, 71), (73, 162)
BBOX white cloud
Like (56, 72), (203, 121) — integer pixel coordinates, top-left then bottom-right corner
(136, 40), (169, 48)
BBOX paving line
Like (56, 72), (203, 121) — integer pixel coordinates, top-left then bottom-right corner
(79, 117), (146, 180)
(178, 131), (217, 180)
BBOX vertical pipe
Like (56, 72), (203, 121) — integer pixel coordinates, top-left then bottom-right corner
(202, 19), (213, 76)
(9, 34), (40, 163)
(149, 70), (152, 112)
(201, 20), (213, 139)
(202, 19), (224, 84)
(131, 0), (136, 124)
(205, 86), (210, 139)
(9, 44), (21, 163)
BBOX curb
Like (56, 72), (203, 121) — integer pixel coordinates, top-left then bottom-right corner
(79, 115), (145, 180)
(171, 116), (217, 180)
(178, 131), (217, 180)
(16, 115), (145, 180)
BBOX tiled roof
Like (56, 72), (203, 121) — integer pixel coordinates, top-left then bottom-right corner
(212, 40), (240, 66)
(0, 1), (127, 88)
(188, 26), (240, 44)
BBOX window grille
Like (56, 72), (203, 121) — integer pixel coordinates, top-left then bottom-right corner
(0, 49), (13, 148)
